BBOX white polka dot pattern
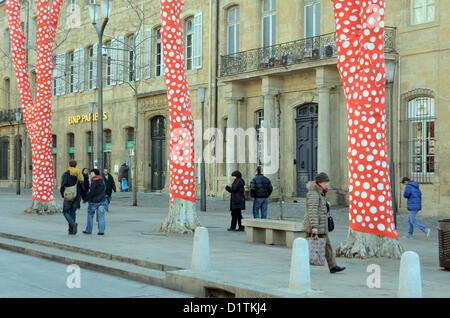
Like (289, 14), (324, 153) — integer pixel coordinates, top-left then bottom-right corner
(6, 0), (63, 202)
(160, 0), (196, 204)
(332, 0), (398, 239)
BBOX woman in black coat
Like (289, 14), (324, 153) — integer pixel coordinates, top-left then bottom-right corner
(225, 170), (245, 232)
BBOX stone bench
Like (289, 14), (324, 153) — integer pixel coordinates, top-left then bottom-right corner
(241, 219), (304, 248)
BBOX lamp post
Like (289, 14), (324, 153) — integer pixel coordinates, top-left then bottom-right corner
(198, 87), (207, 212)
(90, 0), (112, 174)
(386, 61), (397, 228)
(89, 102), (96, 170)
(15, 109), (22, 195)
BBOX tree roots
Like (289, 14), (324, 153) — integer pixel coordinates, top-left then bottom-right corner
(335, 229), (404, 259)
(160, 198), (200, 234)
(24, 200), (62, 215)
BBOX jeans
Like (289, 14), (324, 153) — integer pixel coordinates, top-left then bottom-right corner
(105, 195), (112, 211)
(253, 198), (268, 219)
(63, 200), (78, 229)
(408, 210), (428, 236)
(86, 201), (107, 234)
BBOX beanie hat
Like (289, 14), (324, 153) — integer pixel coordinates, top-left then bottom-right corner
(315, 172), (330, 183)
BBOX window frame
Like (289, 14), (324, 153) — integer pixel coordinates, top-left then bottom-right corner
(410, 0), (435, 26)
(262, 0), (276, 48)
(185, 17), (194, 71)
(155, 28), (165, 77)
(227, 6), (240, 56)
(304, 0), (321, 38)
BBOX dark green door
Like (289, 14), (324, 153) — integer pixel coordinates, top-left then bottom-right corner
(151, 116), (165, 191)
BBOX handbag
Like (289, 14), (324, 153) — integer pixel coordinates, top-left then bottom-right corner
(63, 175), (78, 201)
(306, 235), (326, 266)
(326, 200), (334, 232)
(121, 178), (129, 191)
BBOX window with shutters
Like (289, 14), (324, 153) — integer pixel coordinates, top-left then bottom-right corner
(411, 0), (435, 25)
(185, 18), (194, 71)
(52, 53), (66, 96)
(193, 13), (203, 69)
(0, 137), (9, 180)
(144, 30), (152, 79)
(262, 0), (276, 48)
(155, 28), (164, 77)
(69, 51), (76, 93)
(227, 6), (240, 56)
(305, 0), (321, 38)
(105, 41), (113, 86)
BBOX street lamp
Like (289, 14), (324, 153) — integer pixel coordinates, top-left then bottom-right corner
(90, 0), (113, 174)
(89, 102), (96, 170)
(15, 109), (22, 195)
(386, 60), (397, 228)
(198, 87), (207, 212)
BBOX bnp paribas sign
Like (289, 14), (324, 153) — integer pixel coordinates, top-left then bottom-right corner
(68, 112), (109, 125)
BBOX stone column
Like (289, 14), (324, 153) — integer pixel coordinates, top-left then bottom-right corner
(225, 97), (239, 183)
(317, 86), (331, 175)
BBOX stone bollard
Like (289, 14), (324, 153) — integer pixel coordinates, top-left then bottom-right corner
(398, 251), (422, 298)
(289, 238), (311, 293)
(191, 226), (211, 272)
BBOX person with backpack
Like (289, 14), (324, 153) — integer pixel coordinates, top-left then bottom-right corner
(60, 160), (85, 235)
(83, 169), (107, 236)
(250, 166), (273, 219)
(402, 177), (431, 238)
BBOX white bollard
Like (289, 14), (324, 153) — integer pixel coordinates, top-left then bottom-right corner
(289, 238), (311, 293)
(191, 226), (211, 272)
(398, 251), (422, 298)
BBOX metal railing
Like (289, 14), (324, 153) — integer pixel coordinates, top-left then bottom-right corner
(0, 108), (22, 124)
(220, 27), (396, 77)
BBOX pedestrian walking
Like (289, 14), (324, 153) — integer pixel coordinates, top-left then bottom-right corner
(103, 168), (117, 211)
(83, 169), (107, 235)
(250, 166), (273, 219)
(60, 160), (85, 235)
(225, 170), (246, 232)
(118, 162), (129, 192)
(402, 177), (431, 238)
(303, 172), (346, 274)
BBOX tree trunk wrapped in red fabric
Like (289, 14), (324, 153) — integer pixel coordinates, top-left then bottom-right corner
(6, 0), (63, 213)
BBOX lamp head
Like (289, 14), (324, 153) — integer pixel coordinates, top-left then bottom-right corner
(15, 110), (22, 122)
(89, 3), (100, 24)
(386, 61), (397, 83)
(198, 87), (207, 103)
(101, 0), (113, 19)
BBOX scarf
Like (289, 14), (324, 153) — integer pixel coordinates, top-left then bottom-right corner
(316, 182), (328, 196)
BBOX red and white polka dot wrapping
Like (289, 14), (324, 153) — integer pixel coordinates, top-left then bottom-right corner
(332, 0), (398, 239)
(160, 0), (196, 204)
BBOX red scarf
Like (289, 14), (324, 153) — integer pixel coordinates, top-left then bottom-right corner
(316, 182), (328, 196)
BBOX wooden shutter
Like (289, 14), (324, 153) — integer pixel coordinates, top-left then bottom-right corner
(135, 30), (142, 81)
(144, 29), (151, 79)
(117, 36), (124, 84)
(111, 38), (117, 85)
(92, 43), (98, 89)
(78, 48), (85, 91)
(57, 53), (66, 96)
(193, 12), (203, 69)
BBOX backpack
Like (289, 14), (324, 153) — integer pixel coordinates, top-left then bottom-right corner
(64, 174), (78, 201)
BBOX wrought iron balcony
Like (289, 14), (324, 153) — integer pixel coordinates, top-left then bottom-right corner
(220, 27), (396, 77)
(0, 108), (22, 124)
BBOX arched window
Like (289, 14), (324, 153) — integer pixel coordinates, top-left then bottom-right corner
(185, 17), (194, 70)
(0, 137), (10, 180)
(227, 6), (240, 55)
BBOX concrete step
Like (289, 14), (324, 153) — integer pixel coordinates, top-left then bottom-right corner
(0, 235), (173, 290)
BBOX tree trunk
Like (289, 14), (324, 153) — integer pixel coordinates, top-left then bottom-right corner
(160, 198), (200, 234)
(24, 200), (62, 215)
(335, 229), (404, 259)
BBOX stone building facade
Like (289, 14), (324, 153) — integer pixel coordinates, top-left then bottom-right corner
(0, 0), (449, 217)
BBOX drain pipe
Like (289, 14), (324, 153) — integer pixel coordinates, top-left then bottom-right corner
(213, 0), (220, 197)
(276, 92), (283, 220)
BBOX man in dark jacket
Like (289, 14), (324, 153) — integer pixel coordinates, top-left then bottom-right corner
(402, 177), (430, 238)
(83, 169), (107, 235)
(60, 160), (85, 235)
(103, 168), (116, 211)
(250, 166), (273, 219)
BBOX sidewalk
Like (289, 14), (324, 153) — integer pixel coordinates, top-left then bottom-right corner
(0, 188), (448, 298)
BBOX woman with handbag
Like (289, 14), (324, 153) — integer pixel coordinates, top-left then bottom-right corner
(303, 172), (346, 273)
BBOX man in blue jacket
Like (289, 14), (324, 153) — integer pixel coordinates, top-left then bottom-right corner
(402, 177), (430, 238)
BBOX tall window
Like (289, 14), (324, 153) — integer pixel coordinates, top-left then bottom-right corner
(4, 78), (10, 110)
(262, 0), (276, 48)
(104, 129), (112, 170)
(69, 51), (76, 93)
(87, 131), (93, 170)
(185, 18), (194, 70)
(30, 71), (36, 101)
(256, 110), (264, 166)
(52, 135), (57, 178)
(128, 35), (135, 81)
(411, 0), (435, 25)
(155, 28), (165, 77)
(0, 137), (9, 180)
(68, 133), (75, 161)
(14, 135), (22, 180)
(408, 97), (435, 176)
(105, 40), (113, 86)
(305, 0), (321, 38)
(227, 6), (240, 55)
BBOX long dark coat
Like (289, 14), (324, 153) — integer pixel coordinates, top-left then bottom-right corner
(225, 178), (246, 211)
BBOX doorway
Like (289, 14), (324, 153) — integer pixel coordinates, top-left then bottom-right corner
(150, 116), (166, 191)
(295, 104), (318, 197)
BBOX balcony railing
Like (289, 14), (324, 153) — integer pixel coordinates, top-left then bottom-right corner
(220, 27), (396, 77)
(0, 108), (22, 124)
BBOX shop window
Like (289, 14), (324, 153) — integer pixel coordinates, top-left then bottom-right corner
(0, 137), (10, 180)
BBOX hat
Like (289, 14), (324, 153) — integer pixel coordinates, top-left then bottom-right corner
(315, 172), (330, 183)
(122, 162), (127, 166)
(401, 177), (410, 184)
